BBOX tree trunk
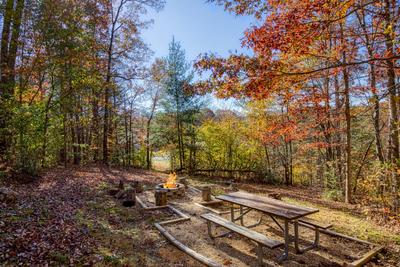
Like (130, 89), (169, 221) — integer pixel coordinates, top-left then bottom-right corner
(334, 74), (342, 181)
(384, 0), (400, 211)
(41, 91), (54, 167)
(370, 63), (384, 163)
(7, 0), (25, 89)
(146, 120), (151, 169)
(0, 0), (24, 158)
(343, 65), (352, 203)
(0, 0), (14, 95)
(356, 8), (384, 163)
(341, 22), (352, 204)
(103, 0), (125, 165)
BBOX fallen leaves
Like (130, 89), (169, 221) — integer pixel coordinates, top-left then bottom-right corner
(0, 165), (168, 266)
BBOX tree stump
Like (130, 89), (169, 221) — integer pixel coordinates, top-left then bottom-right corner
(201, 186), (212, 202)
(122, 189), (136, 207)
(155, 190), (167, 206)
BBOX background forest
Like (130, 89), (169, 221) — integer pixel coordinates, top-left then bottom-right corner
(1, 0), (400, 219)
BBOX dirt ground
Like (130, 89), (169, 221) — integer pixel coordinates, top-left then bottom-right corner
(140, 185), (389, 267)
(1, 166), (399, 266)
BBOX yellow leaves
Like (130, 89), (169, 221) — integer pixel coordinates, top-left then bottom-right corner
(384, 24), (393, 36)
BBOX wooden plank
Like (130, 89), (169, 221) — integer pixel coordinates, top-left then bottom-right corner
(168, 205), (190, 219)
(159, 217), (190, 226)
(188, 186), (201, 193)
(155, 223), (223, 267)
(217, 191), (318, 220)
(198, 200), (223, 206)
(195, 203), (225, 215)
(320, 229), (375, 246)
(298, 217), (332, 229)
(345, 245), (384, 267)
(135, 196), (148, 208)
(201, 213), (283, 249)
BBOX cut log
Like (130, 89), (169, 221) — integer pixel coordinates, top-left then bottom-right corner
(155, 223), (222, 267)
(122, 188), (136, 207)
(201, 186), (212, 202)
(345, 246), (384, 267)
(155, 190), (168, 206)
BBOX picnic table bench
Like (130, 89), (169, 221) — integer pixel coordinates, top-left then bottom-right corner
(207, 191), (328, 264)
(201, 212), (283, 265)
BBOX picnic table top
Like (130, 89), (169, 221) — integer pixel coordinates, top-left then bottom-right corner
(216, 191), (319, 220)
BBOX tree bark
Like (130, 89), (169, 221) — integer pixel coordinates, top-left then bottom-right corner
(341, 23), (352, 204)
(7, 0), (24, 89)
(103, 0), (125, 165)
(384, 0), (400, 211)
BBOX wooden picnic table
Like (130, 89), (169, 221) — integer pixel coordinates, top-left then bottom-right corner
(216, 191), (320, 261)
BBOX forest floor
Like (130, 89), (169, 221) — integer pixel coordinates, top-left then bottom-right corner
(0, 166), (399, 266)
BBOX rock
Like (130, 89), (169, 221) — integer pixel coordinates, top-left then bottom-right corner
(0, 187), (17, 204)
(131, 181), (143, 193)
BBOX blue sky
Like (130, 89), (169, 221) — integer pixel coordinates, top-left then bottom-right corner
(142, 0), (254, 109)
(142, 0), (253, 62)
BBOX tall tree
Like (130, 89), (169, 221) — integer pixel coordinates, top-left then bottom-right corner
(0, 0), (25, 159)
(161, 38), (196, 170)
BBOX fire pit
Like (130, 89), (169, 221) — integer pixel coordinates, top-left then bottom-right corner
(155, 172), (185, 197)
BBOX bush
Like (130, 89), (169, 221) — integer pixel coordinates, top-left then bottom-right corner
(323, 189), (343, 202)
(15, 152), (39, 177)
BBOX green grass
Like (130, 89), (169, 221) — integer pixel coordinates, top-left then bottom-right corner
(284, 197), (400, 245)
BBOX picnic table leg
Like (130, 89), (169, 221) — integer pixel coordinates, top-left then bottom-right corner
(240, 205), (244, 226)
(207, 220), (234, 239)
(278, 220), (290, 262)
(257, 243), (264, 266)
(294, 221), (320, 253)
(270, 215), (284, 232)
(230, 205), (235, 222)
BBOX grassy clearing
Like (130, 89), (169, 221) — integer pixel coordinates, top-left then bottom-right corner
(152, 156), (170, 172)
(284, 197), (400, 246)
(189, 176), (399, 244)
